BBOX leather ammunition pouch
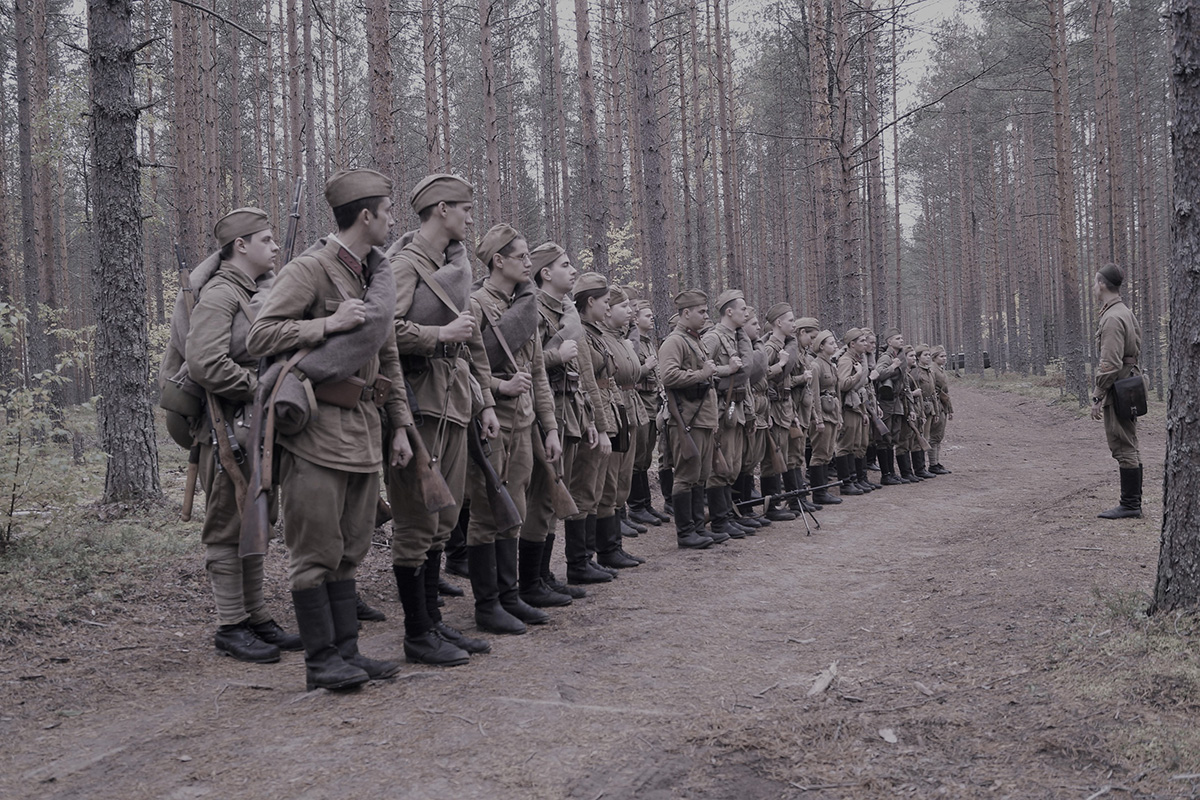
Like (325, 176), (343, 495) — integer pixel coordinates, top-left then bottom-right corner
(609, 404), (631, 453)
(1111, 373), (1148, 421)
(877, 379), (895, 402)
(547, 366), (580, 395)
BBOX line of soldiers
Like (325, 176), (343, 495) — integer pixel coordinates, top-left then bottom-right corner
(164, 168), (956, 692)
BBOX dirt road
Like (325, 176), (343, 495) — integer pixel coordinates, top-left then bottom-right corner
(1, 385), (1189, 799)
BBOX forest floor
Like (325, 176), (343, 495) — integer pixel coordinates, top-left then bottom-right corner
(1, 380), (1198, 800)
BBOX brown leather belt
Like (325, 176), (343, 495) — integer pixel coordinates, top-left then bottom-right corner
(1122, 356), (1138, 365)
(314, 374), (392, 409)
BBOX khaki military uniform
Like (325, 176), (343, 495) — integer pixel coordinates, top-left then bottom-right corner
(915, 363), (938, 442)
(387, 233), (496, 569)
(465, 282), (558, 545)
(789, 348), (817, 469)
(522, 290), (596, 541)
(810, 352), (841, 465)
(1095, 297), (1142, 467)
(743, 337), (771, 474)
(835, 351), (870, 459)
(761, 332), (797, 477)
(701, 323), (753, 487)
(566, 304), (613, 519)
(246, 239), (412, 590)
(658, 325), (717, 492)
(597, 323), (641, 516)
(187, 263), (275, 626)
(874, 348), (909, 452)
(930, 361), (951, 452)
(632, 331), (661, 473)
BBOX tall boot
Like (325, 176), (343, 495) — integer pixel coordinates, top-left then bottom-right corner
(673, 490), (712, 548)
(393, 564), (470, 666)
(865, 444), (880, 471)
(897, 452), (919, 482)
(444, 506), (470, 578)
(659, 469), (675, 517)
(542, 532), (586, 598)
(291, 585), (369, 691)
(585, 514), (618, 577)
(519, 538), (572, 607)
(620, 507), (647, 536)
(855, 457), (877, 492)
(762, 473), (796, 521)
(913, 450), (936, 479)
(726, 485), (759, 533)
(1098, 466), (1143, 519)
(645, 470), (670, 522)
(836, 454), (864, 496)
(629, 472), (662, 526)
(810, 463), (842, 505)
(497, 537), (549, 625)
(597, 514), (641, 568)
(879, 446), (903, 486)
(565, 518), (612, 584)
(733, 475), (767, 528)
(327, 579), (401, 680)
(706, 486), (744, 539)
(692, 485), (728, 544)
(421, 552), (490, 654)
(781, 467), (803, 515)
(467, 543), (526, 634)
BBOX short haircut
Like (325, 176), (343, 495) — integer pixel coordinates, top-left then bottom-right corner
(574, 287), (608, 314)
(417, 200), (461, 223)
(332, 196), (387, 231)
(486, 235), (525, 272)
(219, 229), (266, 261)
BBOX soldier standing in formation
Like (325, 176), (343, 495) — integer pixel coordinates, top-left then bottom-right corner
(627, 300), (668, 527)
(834, 328), (871, 497)
(736, 308), (773, 529)
(658, 290), (721, 549)
(466, 224), (563, 633)
(760, 304), (800, 520)
(808, 330), (842, 505)
(247, 169), (414, 691)
(929, 345), (953, 473)
(386, 174), (496, 663)
(1090, 263), (1143, 519)
(186, 208), (300, 663)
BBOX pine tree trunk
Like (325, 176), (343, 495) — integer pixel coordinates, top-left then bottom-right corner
(479, 0), (502, 227)
(1153, 0), (1200, 614)
(367, 0), (394, 179)
(88, 0), (161, 503)
(574, 0), (608, 272)
(550, 0), (571, 246)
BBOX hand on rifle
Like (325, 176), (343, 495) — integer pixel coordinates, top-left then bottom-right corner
(557, 339), (579, 361)
(728, 355), (743, 372)
(325, 298), (366, 334)
(869, 368), (880, 381)
(801, 368), (813, 382)
(439, 311), (476, 343)
(479, 407), (501, 439)
(701, 359), (717, 379)
(544, 429), (562, 462)
(777, 350), (790, 367)
(390, 426), (414, 468)
(644, 354), (657, 371)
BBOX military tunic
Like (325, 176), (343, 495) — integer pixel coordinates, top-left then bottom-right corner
(657, 325), (717, 492)
(761, 332), (797, 477)
(632, 330), (661, 474)
(598, 322), (642, 516)
(789, 347), (817, 470)
(701, 323), (754, 487)
(246, 239), (412, 590)
(187, 263), (275, 626)
(835, 351), (870, 459)
(387, 232), (497, 568)
(465, 281), (558, 544)
(874, 348), (908, 448)
(929, 361), (952, 451)
(810, 351), (841, 465)
(1095, 297), (1142, 467)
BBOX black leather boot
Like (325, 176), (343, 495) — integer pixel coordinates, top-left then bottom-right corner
(292, 585), (369, 691)
(444, 506), (470, 578)
(468, 542), (527, 634)
(726, 485), (759, 533)
(619, 507), (646, 537)
(672, 489), (712, 548)
(542, 532), (586, 598)
(878, 446), (899, 485)
(497, 537), (549, 625)
(836, 454), (864, 496)
(328, 580), (401, 680)
(215, 621), (281, 663)
(897, 452), (919, 482)
(1098, 465), (1143, 519)
(565, 518), (612, 584)
(519, 538), (572, 607)
(629, 472), (662, 526)
(645, 470), (670, 523)
(762, 473), (796, 521)
(659, 468), (675, 518)
(913, 450), (936, 479)
(421, 551), (490, 654)
(856, 456), (879, 490)
(692, 485), (727, 544)
(248, 619), (303, 652)
(597, 514), (641, 568)
(355, 593), (387, 622)
(733, 475), (767, 528)
(585, 514), (618, 577)
(706, 486), (744, 539)
(810, 463), (842, 505)
(393, 563), (470, 666)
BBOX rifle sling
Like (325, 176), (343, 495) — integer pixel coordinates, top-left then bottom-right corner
(205, 391), (249, 510)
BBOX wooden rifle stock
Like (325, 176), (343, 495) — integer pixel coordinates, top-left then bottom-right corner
(399, 424), (456, 513)
(467, 419), (523, 532)
(239, 364), (272, 558)
(532, 422), (577, 519)
(181, 444), (200, 521)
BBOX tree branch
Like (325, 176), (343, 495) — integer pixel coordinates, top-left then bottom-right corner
(169, 0), (267, 46)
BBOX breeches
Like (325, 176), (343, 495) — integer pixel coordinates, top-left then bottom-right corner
(467, 425), (532, 545)
(388, 419), (467, 568)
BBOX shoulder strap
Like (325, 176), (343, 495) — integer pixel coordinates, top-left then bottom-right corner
(410, 253), (464, 315)
(478, 301), (520, 372)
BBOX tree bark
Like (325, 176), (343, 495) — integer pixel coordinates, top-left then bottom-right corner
(88, 0), (161, 502)
(479, 0), (502, 227)
(1153, 0), (1200, 614)
(574, 0), (608, 272)
(367, 0), (394, 179)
